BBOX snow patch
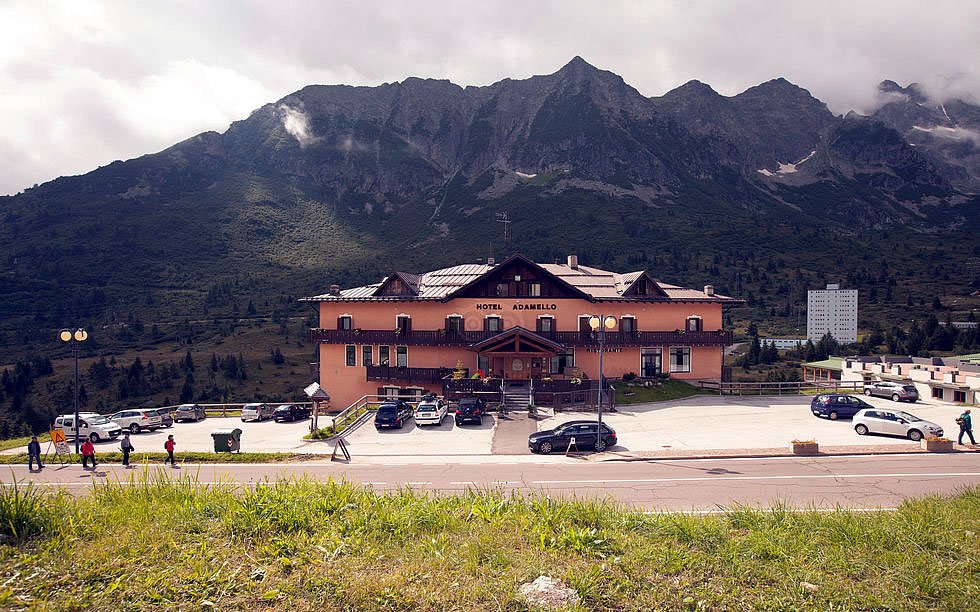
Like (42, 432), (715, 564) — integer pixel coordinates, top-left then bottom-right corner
(757, 150), (816, 176)
(515, 171), (538, 179)
(940, 103), (951, 122)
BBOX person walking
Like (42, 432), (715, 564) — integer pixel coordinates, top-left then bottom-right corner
(120, 433), (135, 468)
(957, 409), (976, 445)
(27, 436), (43, 471)
(164, 434), (176, 467)
(80, 438), (97, 469)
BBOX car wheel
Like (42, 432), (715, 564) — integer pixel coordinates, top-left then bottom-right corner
(539, 441), (553, 454)
(891, 394), (900, 402)
(129, 424), (140, 434)
(241, 418), (247, 422)
(855, 424), (869, 435)
(829, 411), (839, 421)
(908, 429), (923, 442)
(864, 389), (872, 396)
(455, 419), (463, 426)
(89, 433), (100, 443)
(595, 439), (608, 452)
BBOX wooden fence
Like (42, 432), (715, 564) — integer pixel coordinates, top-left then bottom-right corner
(698, 380), (864, 396)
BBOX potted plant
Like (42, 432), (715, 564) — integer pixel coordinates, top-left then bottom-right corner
(791, 439), (819, 455)
(921, 436), (954, 452)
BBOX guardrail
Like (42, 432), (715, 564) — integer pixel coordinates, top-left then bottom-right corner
(156, 402), (313, 417)
(698, 380), (864, 396)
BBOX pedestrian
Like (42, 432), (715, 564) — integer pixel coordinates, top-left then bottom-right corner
(81, 438), (97, 469)
(120, 433), (135, 468)
(164, 434), (177, 467)
(956, 409), (976, 445)
(27, 435), (43, 471)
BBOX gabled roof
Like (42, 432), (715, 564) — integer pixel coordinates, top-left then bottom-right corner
(470, 326), (565, 353)
(301, 254), (742, 304)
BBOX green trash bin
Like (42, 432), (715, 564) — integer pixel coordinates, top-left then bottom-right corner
(211, 428), (242, 452)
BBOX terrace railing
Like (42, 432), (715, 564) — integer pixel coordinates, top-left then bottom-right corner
(366, 365), (460, 384)
(698, 380), (865, 396)
(311, 328), (733, 348)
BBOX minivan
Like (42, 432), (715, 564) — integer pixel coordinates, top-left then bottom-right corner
(55, 413), (122, 442)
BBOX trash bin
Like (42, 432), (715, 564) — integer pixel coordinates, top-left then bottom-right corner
(211, 428), (242, 452)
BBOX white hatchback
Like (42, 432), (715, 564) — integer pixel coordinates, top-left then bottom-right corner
(415, 398), (448, 427)
(853, 408), (943, 441)
(241, 403), (275, 422)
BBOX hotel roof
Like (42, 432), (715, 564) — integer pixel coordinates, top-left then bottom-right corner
(302, 255), (741, 303)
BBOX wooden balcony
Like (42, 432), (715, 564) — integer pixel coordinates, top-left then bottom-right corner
(366, 365), (459, 384)
(311, 328), (733, 348)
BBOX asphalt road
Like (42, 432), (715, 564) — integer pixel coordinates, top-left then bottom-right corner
(7, 453), (979, 511)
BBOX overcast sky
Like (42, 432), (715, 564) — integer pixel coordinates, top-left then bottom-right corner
(1, 0), (977, 196)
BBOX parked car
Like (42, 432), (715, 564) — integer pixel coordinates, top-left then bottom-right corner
(374, 400), (413, 429)
(529, 420), (618, 454)
(274, 404), (311, 422)
(454, 396), (487, 426)
(853, 408), (943, 441)
(810, 394), (873, 420)
(174, 403), (206, 422)
(864, 381), (919, 403)
(154, 408), (174, 428)
(415, 395), (449, 426)
(109, 408), (162, 434)
(55, 413), (122, 442)
(241, 403), (275, 422)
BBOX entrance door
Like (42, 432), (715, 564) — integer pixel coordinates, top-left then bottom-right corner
(641, 348), (662, 378)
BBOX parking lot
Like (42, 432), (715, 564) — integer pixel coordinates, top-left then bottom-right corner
(15, 394), (969, 458)
(536, 394), (966, 452)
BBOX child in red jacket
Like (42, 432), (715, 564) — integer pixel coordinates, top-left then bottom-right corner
(164, 435), (176, 467)
(80, 438), (97, 469)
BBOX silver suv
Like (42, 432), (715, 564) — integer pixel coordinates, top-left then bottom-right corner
(109, 409), (162, 434)
(864, 381), (919, 403)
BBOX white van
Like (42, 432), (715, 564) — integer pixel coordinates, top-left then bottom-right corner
(55, 413), (123, 442)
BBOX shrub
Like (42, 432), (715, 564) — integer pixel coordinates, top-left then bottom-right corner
(622, 372), (637, 382)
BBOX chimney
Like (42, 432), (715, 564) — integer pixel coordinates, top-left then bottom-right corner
(329, 284), (340, 296)
(567, 254), (578, 269)
(704, 285), (715, 296)
(487, 257), (495, 266)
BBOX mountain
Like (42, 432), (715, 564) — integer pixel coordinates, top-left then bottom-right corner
(1, 58), (979, 365)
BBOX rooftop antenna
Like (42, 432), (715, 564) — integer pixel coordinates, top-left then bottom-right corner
(495, 212), (511, 251)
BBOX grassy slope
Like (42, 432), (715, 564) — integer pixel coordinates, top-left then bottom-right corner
(613, 380), (710, 405)
(0, 479), (976, 610)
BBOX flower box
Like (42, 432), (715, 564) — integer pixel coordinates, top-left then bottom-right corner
(920, 437), (954, 452)
(791, 440), (819, 455)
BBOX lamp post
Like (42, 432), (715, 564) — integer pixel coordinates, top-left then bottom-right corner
(59, 328), (88, 453)
(588, 314), (616, 451)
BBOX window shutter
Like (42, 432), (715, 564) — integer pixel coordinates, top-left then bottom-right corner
(337, 316), (343, 329)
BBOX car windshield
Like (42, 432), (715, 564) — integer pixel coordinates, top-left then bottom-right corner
(88, 416), (110, 425)
(418, 406), (435, 412)
(895, 411), (920, 422)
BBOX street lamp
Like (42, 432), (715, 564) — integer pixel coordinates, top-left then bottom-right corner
(59, 328), (88, 453)
(588, 315), (616, 451)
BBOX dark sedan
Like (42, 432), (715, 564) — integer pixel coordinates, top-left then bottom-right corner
(274, 404), (311, 422)
(374, 401), (413, 429)
(810, 394), (873, 420)
(528, 420), (617, 454)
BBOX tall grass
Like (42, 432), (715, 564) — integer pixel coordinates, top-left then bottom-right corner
(0, 476), (976, 610)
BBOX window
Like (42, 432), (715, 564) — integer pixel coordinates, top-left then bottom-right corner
(669, 347), (691, 373)
(485, 315), (502, 332)
(578, 316), (592, 334)
(529, 282), (541, 297)
(621, 316), (636, 334)
(362, 345), (373, 366)
(478, 355), (489, 374)
(396, 315), (411, 333)
(932, 387), (943, 399)
(551, 350), (575, 374)
(382, 386), (400, 399)
(396, 346), (408, 367)
(686, 317), (702, 332)
(640, 347), (662, 377)
(345, 345), (356, 367)
(537, 315), (554, 333)
(954, 390), (966, 403)
(496, 282), (510, 297)
(446, 315), (463, 333)
(379, 345), (390, 366)
(338, 315), (352, 330)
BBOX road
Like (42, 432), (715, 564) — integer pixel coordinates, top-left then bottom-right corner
(6, 453), (979, 511)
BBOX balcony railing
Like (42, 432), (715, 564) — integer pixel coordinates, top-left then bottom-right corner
(366, 365), (459, 384)
(311, 328), (733, 347)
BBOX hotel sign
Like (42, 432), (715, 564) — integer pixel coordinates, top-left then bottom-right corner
(476, 303), (559, 311)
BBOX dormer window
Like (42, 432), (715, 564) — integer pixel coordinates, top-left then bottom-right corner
(686, 316), (702, 332)
(338, 315), (353, 330)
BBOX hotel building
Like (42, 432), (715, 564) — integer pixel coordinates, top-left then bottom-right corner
(807, 283), (858, 344)
(303, 255), (741, 410)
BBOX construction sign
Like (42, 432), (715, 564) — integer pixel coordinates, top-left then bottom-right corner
(49, 428), (71, 456)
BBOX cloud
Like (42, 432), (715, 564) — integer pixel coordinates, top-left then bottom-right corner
(278, 104), (319, 148)
(0, 0), (977, 195)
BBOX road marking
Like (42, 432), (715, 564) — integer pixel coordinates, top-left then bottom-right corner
(531, 472), (980, 484)
(449, 481), (521, 486)
(647, 507), (899, 515)
(404, 481), (431, 486)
